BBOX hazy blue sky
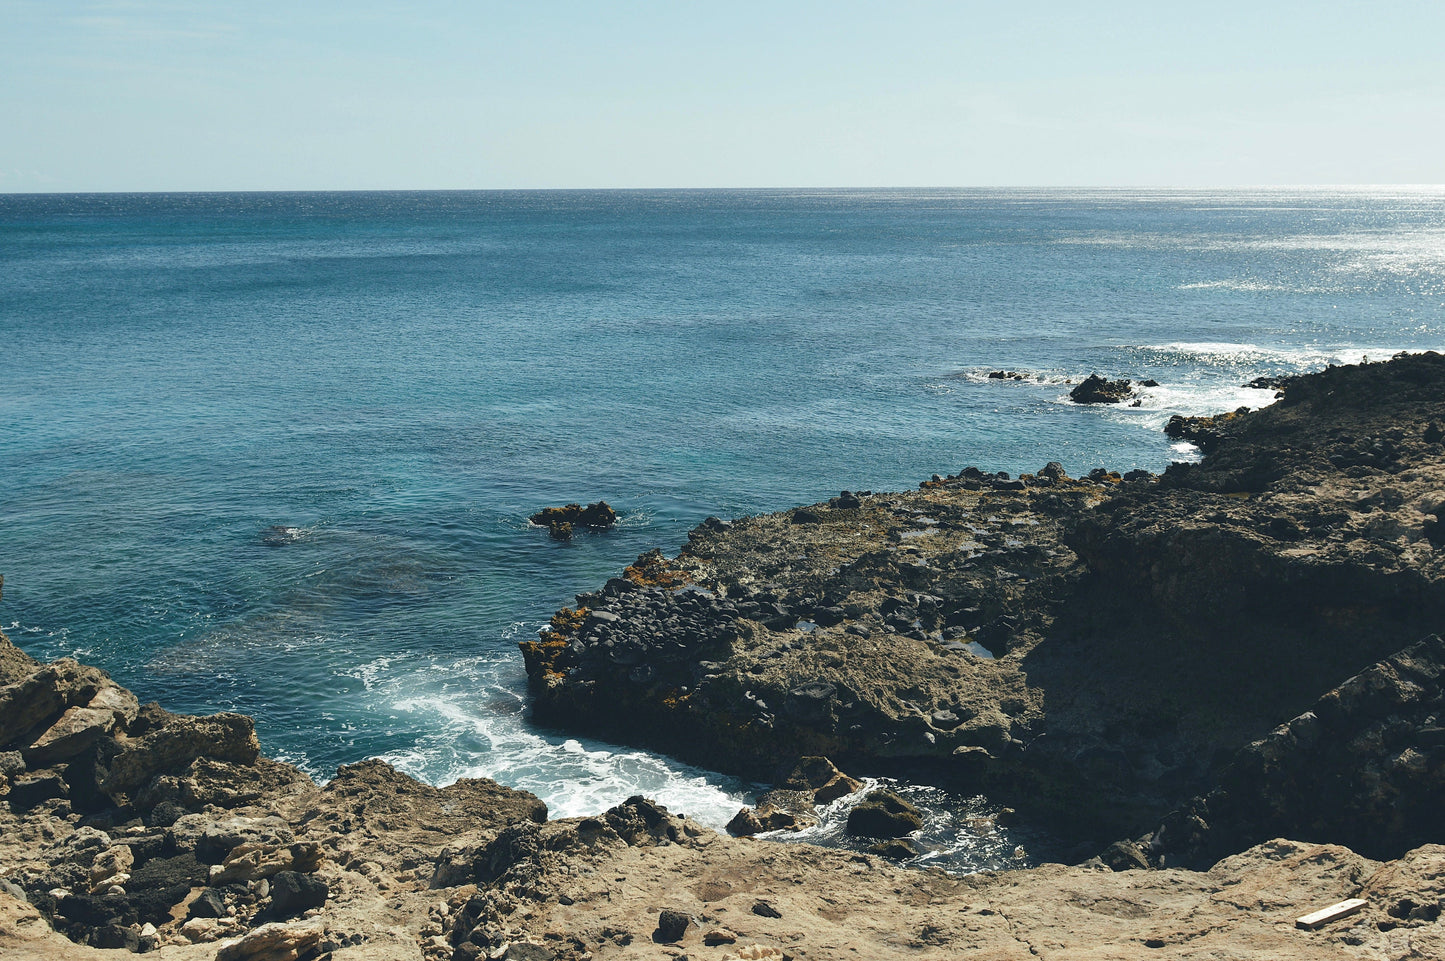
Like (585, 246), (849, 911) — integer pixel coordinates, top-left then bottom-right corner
(4, 1), (1443, 190)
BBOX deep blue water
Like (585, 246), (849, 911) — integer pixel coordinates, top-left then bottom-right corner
(3, 188), (1443, 866)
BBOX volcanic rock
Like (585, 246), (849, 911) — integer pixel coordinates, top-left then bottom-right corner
(530, 501), (618, 540)
(524, 353), (1445, 852)
(845, 789), (923, 838)
(1068, 373), (1135, 404)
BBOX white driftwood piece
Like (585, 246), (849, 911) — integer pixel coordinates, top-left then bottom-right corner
(1296, 898), (1367, 930)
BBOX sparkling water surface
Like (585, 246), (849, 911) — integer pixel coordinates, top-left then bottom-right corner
(3, 188), (1443, 867)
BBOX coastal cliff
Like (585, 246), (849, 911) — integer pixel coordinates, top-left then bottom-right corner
(523, 352), (1445, 858)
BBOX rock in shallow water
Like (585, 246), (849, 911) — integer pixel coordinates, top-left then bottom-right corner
(845, 790), (923, 839)
(1068, 373), (1135, 404)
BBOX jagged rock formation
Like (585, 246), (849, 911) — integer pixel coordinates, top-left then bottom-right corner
(524, 353), (1445, 855)
(1068, 373), (1136, 404)
(0, 629), (552, 956)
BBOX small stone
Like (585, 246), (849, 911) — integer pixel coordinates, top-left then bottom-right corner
(188, 888), (228, 920)
(751, 900), (782, 919)
(704, 928), (738, 945)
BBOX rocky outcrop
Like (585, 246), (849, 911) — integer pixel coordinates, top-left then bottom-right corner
(1164, 407), (1250, 452)
(0, 628), (549, 955)
(9, 354), (1445, 959)
(1133, 633), (1445, 868)
(1068, 373), (1135, 404)
(530, 502), (618, 540)
(525, 466), (1114, 785)
(523, 353), (1445, 853)
(724, 759), (862, 837)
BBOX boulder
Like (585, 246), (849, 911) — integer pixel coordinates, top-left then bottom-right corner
(187, 887), (228, 920)
(724, 794), (818, 836)
(214, 919), (324, 961)
(209, 842), (323, 885)
(100, 709), (260, 800)
(845, 790), (923, 839)
(778, 756), (862, 804)
(725, 807), (767, 837)
(25, 706), (120, 765)
(0, 659), (114, 749)
(655, 908), (690, 943)
(266, 870), (328, 917)
(530, 501), (618, 539)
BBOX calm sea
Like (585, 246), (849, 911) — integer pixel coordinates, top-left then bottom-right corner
(3, 188), (1442, 867)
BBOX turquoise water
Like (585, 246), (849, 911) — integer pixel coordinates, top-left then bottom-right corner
(3, 188), (1443, 851)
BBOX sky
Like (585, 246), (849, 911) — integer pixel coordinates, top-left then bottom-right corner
(3, 1), (1444, 191)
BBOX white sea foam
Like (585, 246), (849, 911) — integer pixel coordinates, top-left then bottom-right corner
(949, 368), (1074, 386)
(1177, 278), (1338, 294)
(352, 649), (752, 828)
(1132, 341), (1413, 369)
(772, 779), (1039, 873)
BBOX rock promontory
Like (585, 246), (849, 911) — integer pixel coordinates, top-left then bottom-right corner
(524, 352), (1445, 859)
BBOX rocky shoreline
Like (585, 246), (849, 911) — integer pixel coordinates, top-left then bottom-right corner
(4, 634), (1443, 961)
(522, 352), (1445, 865)
(4, 353), (1445, 958)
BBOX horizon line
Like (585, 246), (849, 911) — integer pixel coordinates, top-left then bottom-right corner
(5, 183), (1445, 197)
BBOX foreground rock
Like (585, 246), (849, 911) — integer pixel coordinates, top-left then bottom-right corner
(9, 745), (1444, 961)
(14, 632), (1443, 960)
(0, 628), (550, 957)
(524, 353), (1445, 856)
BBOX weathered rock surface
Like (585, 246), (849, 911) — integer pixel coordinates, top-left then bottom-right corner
(523, 353), (1445, 855)
(0, 628), (549, 957)
(1134, 633), (1445, 868)
(4, 633), (1445, 961)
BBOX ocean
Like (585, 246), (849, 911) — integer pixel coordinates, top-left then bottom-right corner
(3, 188), (1442, 868)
